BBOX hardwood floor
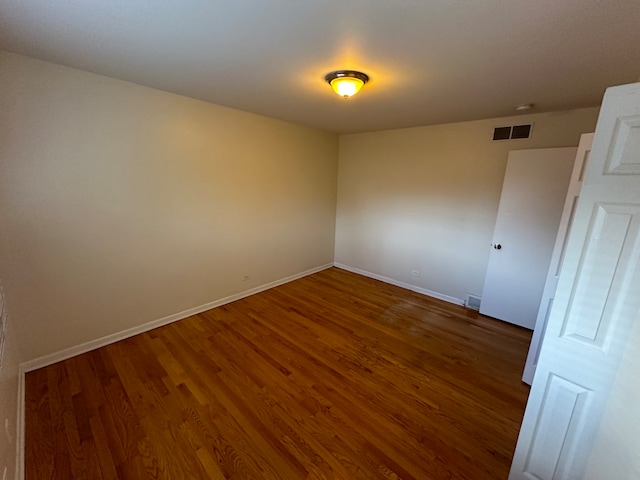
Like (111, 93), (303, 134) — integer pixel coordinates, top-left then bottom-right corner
(25, 267), (532, 479)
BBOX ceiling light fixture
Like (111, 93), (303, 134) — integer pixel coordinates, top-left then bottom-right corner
(325, 70), (369, 98)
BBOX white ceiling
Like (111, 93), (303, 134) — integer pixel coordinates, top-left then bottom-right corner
(1, 1), (639, 134)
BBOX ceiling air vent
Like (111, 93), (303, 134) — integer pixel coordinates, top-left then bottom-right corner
(493, 126), (512, 141)
(492, 123), (533, 141)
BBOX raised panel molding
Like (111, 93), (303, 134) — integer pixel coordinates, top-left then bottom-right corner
(555, 196), (580, 277)
(578, 149), (590, 182)
(604, 115), (640, 175)
(561, 203), (640, 349)
(523, 375), (592, 480)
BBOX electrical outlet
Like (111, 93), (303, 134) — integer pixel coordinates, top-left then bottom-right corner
(410, 270), (420, 277)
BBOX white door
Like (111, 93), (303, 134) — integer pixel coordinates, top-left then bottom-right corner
(510, 82), (640, 479)
(480, 148), (576, 329)
(522, 134), (594, 385)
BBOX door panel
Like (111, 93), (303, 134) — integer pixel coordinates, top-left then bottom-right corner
(522, 374), (591, 480)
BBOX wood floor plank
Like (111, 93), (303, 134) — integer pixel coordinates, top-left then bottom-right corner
(25, 267), (531, 479)
(25, 368), (55, 480)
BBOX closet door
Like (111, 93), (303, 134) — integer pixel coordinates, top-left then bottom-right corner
(480, 148), (576, 329)
(522, 134), (593, 385)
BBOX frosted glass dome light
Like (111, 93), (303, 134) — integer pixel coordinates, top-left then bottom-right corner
(325, 70), (369, 98)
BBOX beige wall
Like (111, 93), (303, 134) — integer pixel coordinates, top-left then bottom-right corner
(0, 51), (338, 363)
(335, 108), (600, 303)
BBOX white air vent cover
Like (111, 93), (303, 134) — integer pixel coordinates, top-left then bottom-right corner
(465, 294), (482, 311)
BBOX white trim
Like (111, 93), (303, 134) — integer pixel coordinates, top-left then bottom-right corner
(19, 263), (333, 373)
(333, 262), (464, 306)
(16, 365), (25, 480)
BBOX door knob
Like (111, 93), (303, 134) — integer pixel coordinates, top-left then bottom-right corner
(493, 243), (502, 250)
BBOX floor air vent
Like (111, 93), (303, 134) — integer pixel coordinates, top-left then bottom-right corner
(492, 123), (533, 141)
(465, 294), (482, 311)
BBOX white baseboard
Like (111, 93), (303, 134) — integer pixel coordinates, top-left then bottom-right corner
(333, 262), (464, 306)
(19, 263), (333, 373)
